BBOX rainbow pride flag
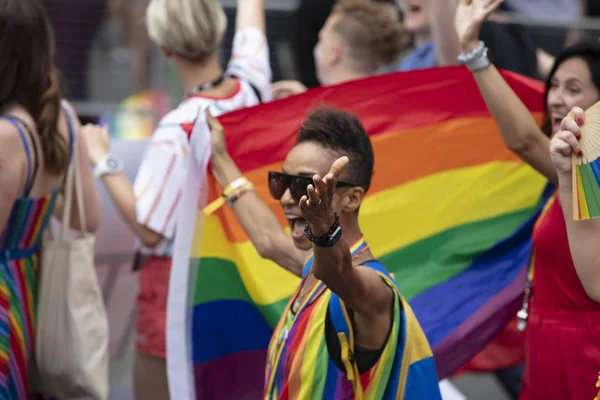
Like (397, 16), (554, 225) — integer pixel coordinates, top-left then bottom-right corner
(98, 90), (169, 140)
(168, 66), (548, 399)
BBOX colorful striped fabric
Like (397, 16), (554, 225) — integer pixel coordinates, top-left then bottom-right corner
(263, 255), (441, 400)
(0, 192), (60, 399)
(168, 66), (548, 399)
(265, 260), (440, 400)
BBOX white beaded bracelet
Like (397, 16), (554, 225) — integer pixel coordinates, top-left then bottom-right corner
(457, 40), (492, 72)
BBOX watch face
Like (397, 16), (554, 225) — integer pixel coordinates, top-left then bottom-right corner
(105, 155), (122, 172)
(107, 159), (119, 169)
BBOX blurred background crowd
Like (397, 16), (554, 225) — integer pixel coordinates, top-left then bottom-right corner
(43, 0), (600, 122)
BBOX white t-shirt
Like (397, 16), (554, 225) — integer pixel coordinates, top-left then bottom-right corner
(132, 27), (272, 256)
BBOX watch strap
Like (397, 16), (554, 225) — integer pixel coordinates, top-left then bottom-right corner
(304, 213), (342, 247)
(94, 154), (123, 178)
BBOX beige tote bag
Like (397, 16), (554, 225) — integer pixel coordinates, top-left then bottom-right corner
(31, 139), (109, 400)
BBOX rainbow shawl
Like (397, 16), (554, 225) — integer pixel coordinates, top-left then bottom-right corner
(264, 250), (442, 400)
(167, 66), (548, 399)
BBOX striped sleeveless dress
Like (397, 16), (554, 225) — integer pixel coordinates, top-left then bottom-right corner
(0, 110), (74, 399)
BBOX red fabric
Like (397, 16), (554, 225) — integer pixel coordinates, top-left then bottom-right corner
(136, 256), (172, 359)
(520, 195), (600, 399)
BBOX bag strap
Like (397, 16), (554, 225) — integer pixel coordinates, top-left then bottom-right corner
(59, 105), (87, 239)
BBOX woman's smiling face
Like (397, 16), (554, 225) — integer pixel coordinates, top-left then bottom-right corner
(547, 56), (600, 135)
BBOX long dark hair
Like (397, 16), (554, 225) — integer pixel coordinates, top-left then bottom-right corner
(542, 41), (600, 136)
(0, 0), (68, 174)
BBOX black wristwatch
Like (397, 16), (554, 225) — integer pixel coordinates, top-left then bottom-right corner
(304, 213), (342, 247)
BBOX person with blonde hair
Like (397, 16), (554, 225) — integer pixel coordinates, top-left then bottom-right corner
(0, 0), (101, 397)
(272, 0), (406, 99)
(82, 0), (271, 397)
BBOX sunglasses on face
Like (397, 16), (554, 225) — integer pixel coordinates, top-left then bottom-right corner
(268, 171), (355, 203)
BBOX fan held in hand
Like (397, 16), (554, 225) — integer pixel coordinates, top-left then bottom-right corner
(572, 100), (600, 220)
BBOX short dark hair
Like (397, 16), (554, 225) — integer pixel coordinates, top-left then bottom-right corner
(296, 106), (374, 193)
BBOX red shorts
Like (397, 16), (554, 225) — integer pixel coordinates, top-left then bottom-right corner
(136, 256), (171, 359)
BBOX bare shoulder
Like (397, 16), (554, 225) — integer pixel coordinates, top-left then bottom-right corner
(0, 119), (28, 157)
(59, 99), (82, 131)
(0, 119), (27, 192)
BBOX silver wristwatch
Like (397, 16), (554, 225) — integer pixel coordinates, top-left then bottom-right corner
(94, 154), (124, 178)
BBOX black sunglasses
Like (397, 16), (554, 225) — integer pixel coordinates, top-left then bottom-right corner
(268, 171), (355, 203)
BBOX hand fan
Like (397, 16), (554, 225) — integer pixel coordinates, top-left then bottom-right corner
(572, 100), (600, 220)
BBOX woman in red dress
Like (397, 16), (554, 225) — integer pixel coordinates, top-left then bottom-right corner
(548, 107), (600, 399)
(453, 0), (600, 398)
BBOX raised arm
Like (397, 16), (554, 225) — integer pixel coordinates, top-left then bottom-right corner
(430, 0), (462, 67)
(235, 0), (265, 35)
(227, 0), (272, 102)
(206, 111), (305, 276)
(551, 109), (600, 303)
(455, 0), (557, 184)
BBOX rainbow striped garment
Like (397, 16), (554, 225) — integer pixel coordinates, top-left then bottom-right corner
(264, 239), (441, 399)
(0, 111), (72, 399)
(0, 191), (58, 400)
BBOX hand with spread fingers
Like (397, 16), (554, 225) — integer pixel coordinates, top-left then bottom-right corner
(455, 0), (504, 51)
(550, 107), (585, 178)
(299, 156), (349, 237)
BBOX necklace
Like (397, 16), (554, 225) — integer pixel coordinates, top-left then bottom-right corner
(181, 74), (225, 102)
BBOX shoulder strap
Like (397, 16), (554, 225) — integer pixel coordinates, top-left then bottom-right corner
(230, 75), (263, 104)
(57, 103), (87, 235)
(12, 116), (39, 197)
(247, 80), (263, 104)
(329, 293), (364, 399)
(328, 261), (396, 338)
(1, 116), (38, 197)
(302, 257), (313, 279)
(61, 103), (76, 162)
(363, 260), (397, 283)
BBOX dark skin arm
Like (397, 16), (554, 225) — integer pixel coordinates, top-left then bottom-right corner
(300, 157), (394, 349)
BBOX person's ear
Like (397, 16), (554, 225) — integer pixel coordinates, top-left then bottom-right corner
(341, 186), (365, 214)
